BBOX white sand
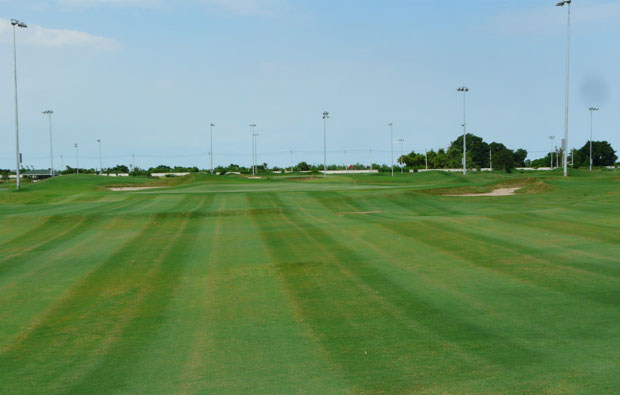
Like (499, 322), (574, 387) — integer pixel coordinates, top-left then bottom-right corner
(108, 186), (163, 191)
(447, 187), (521, 197)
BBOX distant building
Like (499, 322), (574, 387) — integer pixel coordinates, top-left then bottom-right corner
(23, 170), (54, 180)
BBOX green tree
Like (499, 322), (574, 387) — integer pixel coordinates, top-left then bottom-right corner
(576, 141), (617, 167)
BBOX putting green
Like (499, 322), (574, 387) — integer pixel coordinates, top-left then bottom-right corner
(0, 170), (618, 393)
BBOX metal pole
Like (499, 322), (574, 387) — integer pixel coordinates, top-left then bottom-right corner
(43, 111), (54, 177)
(389, 123), (393, 176)
(75, 144), (79, 174)
(12, 22), (25, 190)
(250, 124), (256, 175)
(560, 1), (571, 177)
(323, 112), (329, 178)
(589, 108), (599, 171)
(210, 123), (214, 174)
(97, 139), (102, 173)
(398, 139), (404, 174)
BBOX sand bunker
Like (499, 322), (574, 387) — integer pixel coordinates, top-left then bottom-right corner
(447, 187), (521, 197)
(108, 186), (163, 191)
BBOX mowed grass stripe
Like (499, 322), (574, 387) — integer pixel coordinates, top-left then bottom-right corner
(0, 215), (137, 350)
(0, 195), (209, 393)
(251, 192), (541, 393)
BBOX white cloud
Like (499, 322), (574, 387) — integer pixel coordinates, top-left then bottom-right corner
(0, 18), (120, 50)
(488, 1), (620, 35)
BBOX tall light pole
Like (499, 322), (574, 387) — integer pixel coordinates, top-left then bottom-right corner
(11, 19), (27, 190)
(322, 111), (329, 178)
(249, 124), (256, 175)
(388, 122), (394, 176)
(557, 0), (571, 177)
(398, 138), (405, 174)
(210, 123), (215, 175)
(549, 136), (555, 169)
(457, 86), (469, 175)
(97, 139), (103, 173)
(588, 107), (599, 171)
(74, 143), (79, 174)
(42, 110), (54, 177)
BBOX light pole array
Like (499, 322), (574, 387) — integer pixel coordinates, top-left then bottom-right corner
(11, 19), (27, 190)
(74, 143), (79, 174)
(210, 123), (215, 174)
(42, 110), (54, 177)
(398, 138), (404, 174)
(388, 122), (394, 176)
(323, 111), (329, 178)
(457, 86), (469, 175)
(97, 139), (103, 173)
(589, 107), (599, 171)
(557, 0), (571, 177)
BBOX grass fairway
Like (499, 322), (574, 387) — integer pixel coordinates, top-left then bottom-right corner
(0, 170), (619, 393)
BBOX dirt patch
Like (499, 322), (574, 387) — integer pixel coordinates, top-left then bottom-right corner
(446, 187), (521, 197)
(108, 187), (164, 191)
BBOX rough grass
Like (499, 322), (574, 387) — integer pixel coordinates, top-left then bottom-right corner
(0, 170), (618, 393)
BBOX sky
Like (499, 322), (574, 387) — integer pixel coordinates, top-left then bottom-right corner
(0, 0), (618, 170)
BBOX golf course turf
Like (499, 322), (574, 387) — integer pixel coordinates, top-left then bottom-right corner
(0, 170), (618, 393)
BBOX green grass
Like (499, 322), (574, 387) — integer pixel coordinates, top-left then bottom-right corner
(0, 170), (619, 393)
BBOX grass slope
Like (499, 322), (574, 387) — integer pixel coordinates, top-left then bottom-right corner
(0, 170), (619, 393)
